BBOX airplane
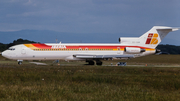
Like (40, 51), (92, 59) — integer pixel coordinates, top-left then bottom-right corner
(1, 26), (180, 65)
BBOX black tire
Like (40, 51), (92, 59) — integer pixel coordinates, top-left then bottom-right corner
(18, 61), (22, 65)
(89, 61), (95, 65)
(96, 61), (102, 65)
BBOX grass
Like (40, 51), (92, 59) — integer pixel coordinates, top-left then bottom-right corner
(0, 55), (180, 100)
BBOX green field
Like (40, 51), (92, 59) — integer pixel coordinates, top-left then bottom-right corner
(0, 55), (180, 101)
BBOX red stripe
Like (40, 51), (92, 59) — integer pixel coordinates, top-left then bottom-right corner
(66, 46), (119, 49)
(30, 44), (153, 50)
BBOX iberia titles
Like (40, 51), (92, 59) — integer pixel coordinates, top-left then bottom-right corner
(51, 45), (66, 49)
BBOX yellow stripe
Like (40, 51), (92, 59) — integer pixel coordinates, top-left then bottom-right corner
(146, 49), (155, 51)
(24, 44), (38, 50)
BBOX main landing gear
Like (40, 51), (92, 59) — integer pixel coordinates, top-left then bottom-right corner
(96, 60), (102, 65)
(86, 60), (94, 65)
(86, 60), (103, 66)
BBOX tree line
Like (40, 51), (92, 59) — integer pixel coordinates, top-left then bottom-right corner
(0, 39), (180, 54)
(0, 39), (37, 52)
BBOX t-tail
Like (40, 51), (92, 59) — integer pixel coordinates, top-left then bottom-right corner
(119, 26), (180, 48)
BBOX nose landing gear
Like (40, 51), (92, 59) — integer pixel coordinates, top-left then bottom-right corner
(17, 60), (23, 65)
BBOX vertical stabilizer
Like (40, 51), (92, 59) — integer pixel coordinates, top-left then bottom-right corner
(139, 26), (180, 48)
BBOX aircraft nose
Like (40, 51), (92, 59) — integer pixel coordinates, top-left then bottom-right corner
(2, 51), (5, 56)
(2, 51), (8, 58)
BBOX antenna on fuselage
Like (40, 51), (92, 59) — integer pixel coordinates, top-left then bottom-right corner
(56, 38), (58, 44)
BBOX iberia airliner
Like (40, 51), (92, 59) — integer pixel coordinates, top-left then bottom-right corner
(2, 26), (180, 65)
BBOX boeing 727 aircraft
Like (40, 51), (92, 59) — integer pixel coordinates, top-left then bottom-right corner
(2, 26), (180, 65)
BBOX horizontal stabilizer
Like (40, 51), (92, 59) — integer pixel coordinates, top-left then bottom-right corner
(156, 27), (180, 31)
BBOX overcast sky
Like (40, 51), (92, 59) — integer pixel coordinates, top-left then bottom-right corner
(0, 0), (180, 44)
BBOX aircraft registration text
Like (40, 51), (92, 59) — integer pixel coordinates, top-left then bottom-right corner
(51, 45), (66, 49)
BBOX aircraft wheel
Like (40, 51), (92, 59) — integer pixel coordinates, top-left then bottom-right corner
(86, 60), (95, 65)
(89, 61), (95, 65)
(96, 61), (102, 65)
(18, 61), (22, 65)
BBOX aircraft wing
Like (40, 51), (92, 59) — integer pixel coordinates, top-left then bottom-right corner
(73, 54), (134, 59)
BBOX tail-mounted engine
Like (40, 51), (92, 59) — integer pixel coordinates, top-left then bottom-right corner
(124, 47), (145, 54)
(119, 37), (140, 44)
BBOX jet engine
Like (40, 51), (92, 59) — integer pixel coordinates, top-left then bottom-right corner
(119, 37), (140, 44)
(124, 47), (145, 54)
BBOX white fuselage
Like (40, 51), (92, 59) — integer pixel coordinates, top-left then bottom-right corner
(2, 43), (155, 61)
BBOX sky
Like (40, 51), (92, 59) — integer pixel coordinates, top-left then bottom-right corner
(0, 0), (180, 44)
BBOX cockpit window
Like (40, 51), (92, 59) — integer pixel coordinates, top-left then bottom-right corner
(8, 48), (15, 51)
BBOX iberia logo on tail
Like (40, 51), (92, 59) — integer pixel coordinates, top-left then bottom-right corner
(145, 33), (158, 44)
